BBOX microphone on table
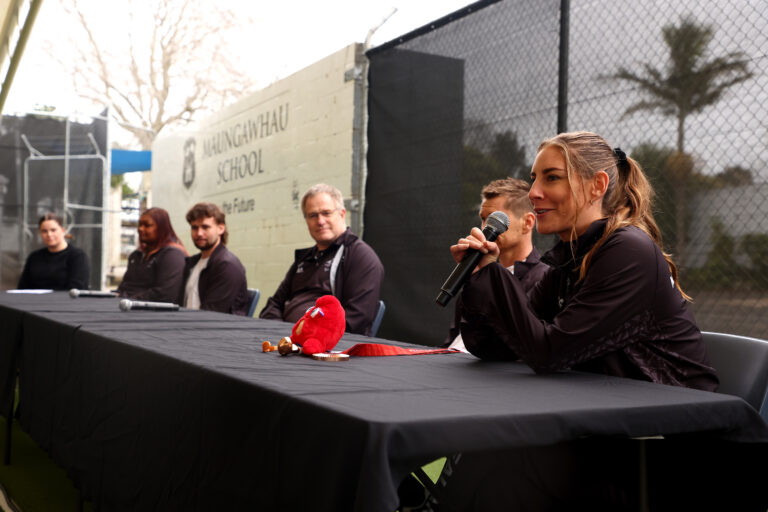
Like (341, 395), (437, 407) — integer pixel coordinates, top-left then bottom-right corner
(70, 289), (117, 298)
(435, 210), (510, 307)
(119, 299), (180, 312)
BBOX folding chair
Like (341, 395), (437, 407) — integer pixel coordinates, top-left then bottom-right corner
(247, 288), (261, 318)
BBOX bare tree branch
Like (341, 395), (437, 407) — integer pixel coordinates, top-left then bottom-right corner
(52, 0), (257, 149)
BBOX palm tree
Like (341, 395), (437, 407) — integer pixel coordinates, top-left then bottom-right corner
(610, 17), (752, 264)
(613, 17), (752, 153)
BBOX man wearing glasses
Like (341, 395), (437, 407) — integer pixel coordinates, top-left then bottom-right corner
(260, 183), (384, 335)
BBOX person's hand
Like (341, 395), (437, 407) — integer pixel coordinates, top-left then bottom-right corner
(449, 227), (500, 271)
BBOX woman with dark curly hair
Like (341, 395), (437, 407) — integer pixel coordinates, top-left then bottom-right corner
(118, 207), (188, 303)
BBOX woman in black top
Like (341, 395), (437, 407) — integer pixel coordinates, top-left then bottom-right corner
(18, 213), (89, 290)
(453, 131), (717, 391)
(117, 207), (188, 303)
(422, 132), (732, 511)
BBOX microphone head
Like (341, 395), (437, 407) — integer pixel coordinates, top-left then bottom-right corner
(69, 288), (80, 298)
(119, 299), (132, 311)
(485, 211), (510, 238)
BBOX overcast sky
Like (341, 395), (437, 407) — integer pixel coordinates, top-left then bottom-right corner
(4, 0), (477, 115)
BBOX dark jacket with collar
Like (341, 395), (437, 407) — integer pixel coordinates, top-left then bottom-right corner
(260, 228), (384, 335)
(459, 219), (718, 392)
(118, 246), (185, 303)
(179, 243), (249, 316)
(446, 247), (548, 345)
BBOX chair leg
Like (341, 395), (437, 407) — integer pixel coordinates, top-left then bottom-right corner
(414, 465), (459, 512)
(637, 439), (649, 512)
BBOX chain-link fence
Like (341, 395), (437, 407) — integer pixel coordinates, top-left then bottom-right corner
(365, 0), (768, 344)
(0, 114), (107, 290)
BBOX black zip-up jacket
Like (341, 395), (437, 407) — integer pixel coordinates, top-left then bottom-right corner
(179, 243), (249, 316)
(118, 246), (185, 303)
(260, 228), (384, 335)
(459, 219), (718, 391)
(445, 247), (549, 345)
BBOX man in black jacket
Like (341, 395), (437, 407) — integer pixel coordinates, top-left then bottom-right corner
(446, 178), (549, 349)
(180, 202), (249, 315)
(260, 184), (384, 335)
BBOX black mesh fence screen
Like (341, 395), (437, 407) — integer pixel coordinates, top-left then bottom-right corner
(0, 115), (107, 290)
(365, 0), (768, 344)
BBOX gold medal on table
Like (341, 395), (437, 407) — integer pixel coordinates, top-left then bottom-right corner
(311, 353), (350, 362)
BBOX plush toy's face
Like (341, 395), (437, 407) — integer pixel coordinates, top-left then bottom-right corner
(294, 305), (324, 337)
(290, 295), (346, 355)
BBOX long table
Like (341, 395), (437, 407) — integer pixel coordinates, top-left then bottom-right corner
(2, 292), (768, 511)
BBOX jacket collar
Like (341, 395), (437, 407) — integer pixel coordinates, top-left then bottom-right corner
(541, 218), (607, 270)
(295, 228), (357, 261)
(511, 247), (541, 280)
(188, 241), (227, 265)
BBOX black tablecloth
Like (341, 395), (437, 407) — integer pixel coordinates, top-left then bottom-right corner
(2, 291), (768, 511)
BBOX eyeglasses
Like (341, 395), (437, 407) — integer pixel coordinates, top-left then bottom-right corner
(305, 209), (339, 221)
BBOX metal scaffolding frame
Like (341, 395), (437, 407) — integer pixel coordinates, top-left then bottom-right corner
(19, 117), (108, 288)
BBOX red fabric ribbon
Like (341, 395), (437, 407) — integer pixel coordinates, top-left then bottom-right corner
(341, 343), (461, 357)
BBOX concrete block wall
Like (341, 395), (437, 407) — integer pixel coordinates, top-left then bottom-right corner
(152, 43), (364, 305)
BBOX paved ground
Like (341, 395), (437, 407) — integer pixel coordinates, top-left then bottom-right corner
(690, 289), (768, 340)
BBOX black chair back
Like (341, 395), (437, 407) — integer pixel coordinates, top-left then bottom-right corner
(701, 331), (768, 421)
(247, 288), (261, 318)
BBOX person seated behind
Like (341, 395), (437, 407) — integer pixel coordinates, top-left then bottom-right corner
(447, 178), (548, 350)
(425, 131), (722, 511)
(454, 131), (717, 389)
(260, 183), (384, 336)
(18, 212), (89, 290)
(118, 207), (188, 303)
(180, 202), (248, 315)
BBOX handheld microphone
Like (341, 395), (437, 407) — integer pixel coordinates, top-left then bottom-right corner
(119, 299), (180, 311)
(70, 289), (117, 298)
(436, 211), (510, 307)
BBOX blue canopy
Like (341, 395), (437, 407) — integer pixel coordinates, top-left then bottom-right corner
(111, 149), (151, 174)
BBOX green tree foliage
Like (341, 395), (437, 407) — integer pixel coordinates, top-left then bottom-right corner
(610, 17), (752, 265)
(741, 233), (768, 289)
(710, 165), (753, 188)
(461, 145), (502, 229)
(687, 217), (738, 288)
(630, 143), (677, 250)
(461, 130), (529, 229)
(490, 131), (529, 181)
(110, 174), (135, 197)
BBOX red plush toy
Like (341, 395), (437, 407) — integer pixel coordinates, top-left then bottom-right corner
(285, 295), (346, 355)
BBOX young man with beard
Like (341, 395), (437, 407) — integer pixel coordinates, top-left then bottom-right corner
(180, 202), (249, 315)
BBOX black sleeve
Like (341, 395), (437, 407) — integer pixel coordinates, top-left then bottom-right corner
(141, 248), (186, 303)
(117, 250), (141, 297)
(199, 258), (247, 313)
(119, 248), (185, 302)
(66, 248), (90, 290)
(339, 243), (384, 336)
(259, 263), (297, 320)
(461, 231), (659, 372)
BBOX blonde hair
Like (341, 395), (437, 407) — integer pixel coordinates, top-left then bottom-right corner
(480, 178), (532, 218)
(538, 131), (689, 300)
